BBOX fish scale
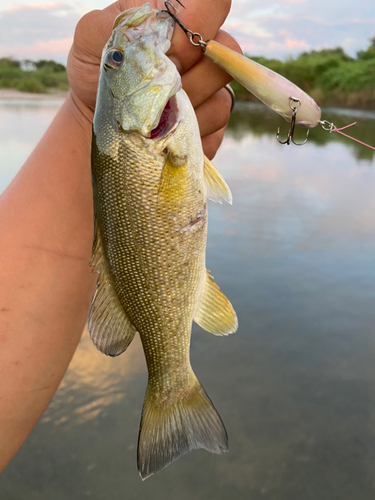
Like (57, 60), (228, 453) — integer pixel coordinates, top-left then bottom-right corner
(92, 129), (206, 393)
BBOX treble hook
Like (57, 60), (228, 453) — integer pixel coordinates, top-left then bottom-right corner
(163, 1), (206, 47)
(276, 97), (310, 146)
(163, 1), (187, 31)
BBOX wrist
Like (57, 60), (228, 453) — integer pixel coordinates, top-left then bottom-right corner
(66, 91), (94, 141)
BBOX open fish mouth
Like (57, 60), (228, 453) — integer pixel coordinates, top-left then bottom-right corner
(150, 95), (179, 140)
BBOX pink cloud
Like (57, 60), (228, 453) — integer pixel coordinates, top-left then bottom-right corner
(0, 2), (79, 63)
(285, 38), (309, 49)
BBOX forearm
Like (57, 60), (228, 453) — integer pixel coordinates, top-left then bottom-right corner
(0, 92), (97, 471)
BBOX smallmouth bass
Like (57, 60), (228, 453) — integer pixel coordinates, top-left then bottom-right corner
(89, 3), (237, 479)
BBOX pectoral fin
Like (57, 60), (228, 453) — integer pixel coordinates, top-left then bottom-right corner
(194, 270), (238, 335)
(88, 221), (136, 357)
(204, 156), (232, 205)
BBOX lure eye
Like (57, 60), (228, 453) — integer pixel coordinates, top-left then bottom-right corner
(105, 49), (124, 69)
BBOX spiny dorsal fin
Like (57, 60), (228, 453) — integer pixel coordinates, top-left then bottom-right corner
(88, 221), (136, 357)
(204, 156), (232, 205)
(194, 269), (238, 335)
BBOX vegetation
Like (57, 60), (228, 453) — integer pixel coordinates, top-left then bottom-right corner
(0, 58), (69, 93)
(1, 38), (375, 109)
(231, 37), (375, 109)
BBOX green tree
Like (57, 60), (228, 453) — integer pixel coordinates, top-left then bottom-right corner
(357, 37), (375, 60)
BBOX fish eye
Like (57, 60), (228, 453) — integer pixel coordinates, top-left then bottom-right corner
(105, 49), (124, 69)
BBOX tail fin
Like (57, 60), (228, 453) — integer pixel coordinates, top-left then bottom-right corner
(137, 376), (228, 480)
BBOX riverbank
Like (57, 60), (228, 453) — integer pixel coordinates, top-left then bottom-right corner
(1, 86), (373, 112)
(1, 86), (374, 113)
(231, 41), (375, 111)
(0, 88), (69, 100)
(2, 41), (375, 110)
(234, 89), (375, 111)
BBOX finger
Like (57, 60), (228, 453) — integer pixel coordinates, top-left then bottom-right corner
(195, 88), (233, 138)
(181, 30), (242, 109)
(72, 1), (153, 64)
(72, 1), (232, 73)
(72, 8), (115, 64)
(202, 127), (226, 160)
(165, 0), (232, 74)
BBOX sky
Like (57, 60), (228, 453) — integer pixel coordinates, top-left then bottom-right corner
(0, 0), (374, 63)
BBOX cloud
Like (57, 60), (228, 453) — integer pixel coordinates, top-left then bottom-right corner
(224, 0), (375, 58)
(1, 0), (375, 63)
(284, 37), (309, 49)
(0, 2), (81, 63)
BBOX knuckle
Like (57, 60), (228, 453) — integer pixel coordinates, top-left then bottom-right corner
(202, 130), (225, 160)
(196, 90), (231, 137)
(205, 145), (216, 160)
(74, 10), (102, 40)
(216, 89), (232, 128)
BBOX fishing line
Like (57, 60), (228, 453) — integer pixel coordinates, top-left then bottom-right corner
(320, 121), (375, 151)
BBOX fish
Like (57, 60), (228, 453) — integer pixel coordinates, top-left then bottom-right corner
(202, 40), (322, 128)
(88, 3), (237, 480)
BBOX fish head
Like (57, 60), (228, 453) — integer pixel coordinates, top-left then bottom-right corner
(97, 3), (181, 139)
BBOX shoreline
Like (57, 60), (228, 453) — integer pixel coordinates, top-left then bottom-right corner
(0, 89), (69, 100)
(234, 91), (375, 111)
(1, 87), (374, 113)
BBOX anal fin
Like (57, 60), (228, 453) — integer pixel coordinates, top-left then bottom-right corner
(204, 156), (232, 205)
(88, 221), (136, 357)
(194, 269), (238, 335)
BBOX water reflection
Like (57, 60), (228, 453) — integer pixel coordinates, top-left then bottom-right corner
(228, 102), (375, 162)
(1, 99), (375, 499)
(41, 329), (145, 430)
(216, 139), (375, 249)
(0, 98), (64, 193)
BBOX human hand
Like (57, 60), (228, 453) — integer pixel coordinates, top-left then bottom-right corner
(67, 0), (241, 159)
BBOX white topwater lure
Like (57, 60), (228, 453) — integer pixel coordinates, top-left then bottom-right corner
(164, 1), (375, 150)
(200, 40), (319, 145)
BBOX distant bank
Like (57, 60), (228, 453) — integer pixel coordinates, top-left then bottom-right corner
(231, 39), (375, 111)
(1, 40), (375, 110)
(0, 58), (69, 94)
(0, 89), (69, 100)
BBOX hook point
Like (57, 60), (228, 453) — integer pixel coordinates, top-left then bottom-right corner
(276, 97), (309, 146)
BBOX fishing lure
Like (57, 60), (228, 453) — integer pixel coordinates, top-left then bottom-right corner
(164, 1), (375, 150)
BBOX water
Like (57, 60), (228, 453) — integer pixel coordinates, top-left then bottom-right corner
(1, 99), (375, 499)
(0, 98), (67, 194)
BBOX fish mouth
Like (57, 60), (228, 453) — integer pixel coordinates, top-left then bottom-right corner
(149, 94), (179, 140)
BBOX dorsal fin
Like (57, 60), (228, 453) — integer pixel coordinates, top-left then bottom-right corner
(204, 156), (232, 205)
(194, 269), (238, 335)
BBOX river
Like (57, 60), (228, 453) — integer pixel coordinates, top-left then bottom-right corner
(1, 98), (375, 499)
